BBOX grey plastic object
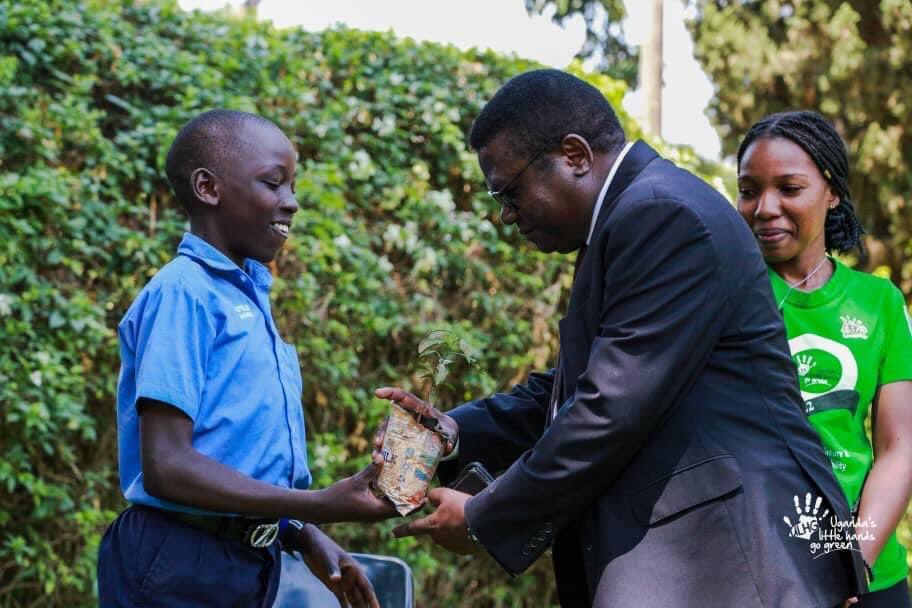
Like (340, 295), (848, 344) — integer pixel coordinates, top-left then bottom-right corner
(274, 551), (414, 608)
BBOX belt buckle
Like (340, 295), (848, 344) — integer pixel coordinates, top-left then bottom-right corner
(244, 522), (279, 548)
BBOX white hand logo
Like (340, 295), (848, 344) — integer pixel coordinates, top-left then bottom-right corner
(783, 493), (829, 540)
(795, 354), (816, 377)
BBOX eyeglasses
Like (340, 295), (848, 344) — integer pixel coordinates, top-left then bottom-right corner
(487, 146), (549, 212)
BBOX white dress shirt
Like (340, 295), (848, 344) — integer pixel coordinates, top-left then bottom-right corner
(586, 141), (634, 245)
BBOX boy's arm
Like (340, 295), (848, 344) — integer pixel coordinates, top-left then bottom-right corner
(140, 399), (396, 523)
(282, 522), (379, 608)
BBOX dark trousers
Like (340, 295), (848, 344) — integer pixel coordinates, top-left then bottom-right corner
(855, 579), (912, 608)
(98, 505), (281, 607)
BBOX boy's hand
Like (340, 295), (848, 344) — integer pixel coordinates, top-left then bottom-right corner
(316, 460), (398, 522)
(373, 387), (459, 457)
(286, 524), (379, 608)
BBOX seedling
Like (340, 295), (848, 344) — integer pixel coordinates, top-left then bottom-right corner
(411, 328), (481, 437)
(376, 328), (483, 514)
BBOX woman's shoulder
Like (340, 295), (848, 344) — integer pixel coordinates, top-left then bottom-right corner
(837, 260), (906, 310)
(838, 259), (896, 289)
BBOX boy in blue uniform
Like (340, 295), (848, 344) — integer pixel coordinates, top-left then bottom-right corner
(97, 110), (395, 607)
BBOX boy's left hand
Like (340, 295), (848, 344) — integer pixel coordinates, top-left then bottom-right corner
(285, 523), (379, 608)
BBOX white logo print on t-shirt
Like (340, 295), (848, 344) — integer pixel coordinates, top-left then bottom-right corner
(839, 316), (868, 340)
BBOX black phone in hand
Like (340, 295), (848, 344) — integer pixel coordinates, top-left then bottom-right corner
(448, 462), (494, 495)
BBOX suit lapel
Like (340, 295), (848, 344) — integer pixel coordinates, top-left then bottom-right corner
(546, 141), (661, 427)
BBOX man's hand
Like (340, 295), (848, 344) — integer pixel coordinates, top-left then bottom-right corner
(286, 524), (379, 608)
(373, 387), (459, 457)
(392, 487), (481, 555)
(315, 460), (399, 522)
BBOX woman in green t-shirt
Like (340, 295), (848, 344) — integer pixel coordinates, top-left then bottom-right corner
(736, 110), (912, 607)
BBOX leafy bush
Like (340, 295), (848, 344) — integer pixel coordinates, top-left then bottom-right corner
(0, 1), (731, 605)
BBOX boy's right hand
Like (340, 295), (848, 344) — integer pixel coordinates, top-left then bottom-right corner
(372, 387), (459, 459)
(315, 460), (399, 522)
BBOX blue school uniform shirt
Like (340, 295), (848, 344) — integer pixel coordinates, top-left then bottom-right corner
(116, 233), (312, 513)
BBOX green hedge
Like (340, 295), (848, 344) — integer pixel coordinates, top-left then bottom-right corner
(0, 1), (733, 605)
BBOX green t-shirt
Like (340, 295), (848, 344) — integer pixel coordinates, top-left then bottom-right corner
(770, 258), (912, 591)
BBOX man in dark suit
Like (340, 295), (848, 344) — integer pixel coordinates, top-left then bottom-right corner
(377, 70), (867, 607)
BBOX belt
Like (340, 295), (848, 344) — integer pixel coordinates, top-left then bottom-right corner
(162, 509), (280, 548)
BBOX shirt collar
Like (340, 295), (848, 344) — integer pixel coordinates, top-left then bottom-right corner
(586, 141), (634, 245)
(177, 232), (273, 289)
(768, 257), (846, 309)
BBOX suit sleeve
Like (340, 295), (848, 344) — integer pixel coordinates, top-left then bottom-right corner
(465, 198), (731, 574)
(439, 369), (555, 481)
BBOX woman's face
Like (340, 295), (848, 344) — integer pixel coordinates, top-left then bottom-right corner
(737, 136), (838, 265)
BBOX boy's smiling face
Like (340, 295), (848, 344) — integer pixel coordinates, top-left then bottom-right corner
(193, 120), (299, 267)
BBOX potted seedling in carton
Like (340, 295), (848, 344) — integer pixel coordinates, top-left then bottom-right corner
(376, 329), (480, 515)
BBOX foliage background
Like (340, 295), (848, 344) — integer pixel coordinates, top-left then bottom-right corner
(524, 0), (638, 85)
(4, 0), (886, 605)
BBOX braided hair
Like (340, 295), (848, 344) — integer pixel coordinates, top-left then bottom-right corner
(736, 110), (864, 254)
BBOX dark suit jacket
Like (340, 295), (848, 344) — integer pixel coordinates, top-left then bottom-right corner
(443, 142), (867, 607)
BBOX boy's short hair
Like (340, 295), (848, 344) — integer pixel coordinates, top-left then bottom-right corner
(165, 109), (280, 212)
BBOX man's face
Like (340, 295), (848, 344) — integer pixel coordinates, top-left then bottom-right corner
(479, 132), (592, 254)
(207, 121), (299, 267)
